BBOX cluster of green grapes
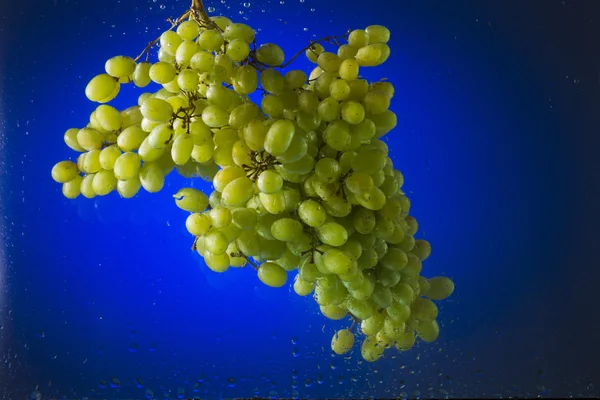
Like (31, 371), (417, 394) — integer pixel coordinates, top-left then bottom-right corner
(50, 3), (454, 362)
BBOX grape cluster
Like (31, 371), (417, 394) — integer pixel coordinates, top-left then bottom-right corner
(50, 2), (455, 362)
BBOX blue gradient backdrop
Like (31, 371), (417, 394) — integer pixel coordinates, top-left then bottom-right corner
(1, 0), (599, 398)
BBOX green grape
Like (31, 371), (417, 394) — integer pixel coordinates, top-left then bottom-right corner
(64, 128), (85, 152)
(314, 158), (341, 183)
(356, 45), (381, 67)
(317, 52), (342, 73)
(322, 197), (352, 218)
(376, 264), (402, 286)
(331, 329), (355, 355)
(121, 105), (143, 127)
(404, 216), (418, 236)
(138, 137), (165, 162)
(233, 65), (258, 95)
(138, 162), (164, 193)
(370, 109), (397, 138)
(395, 330), (416, 351)
(277, 135), (308, 163)
(318, 222), (348, 247)
(177, 69), (200, 92)
(380, 247), (408, 271)
(391, 282), (415, 305)
(261, 95), (284, 118)
(175, 40), (199, 66)
(231, 208), (257, 231)
(116, 175), (141, 198)
(300, 262), (321, 283)
(411, 297), (438, 322)
(226, 39), (251, 62)
(425, 276), (455, 301)
(297, 92), (318, 116)
(198, 29), (224, 51)
(258, 262), (288, 288)
(294, 275), (315, 296)
(402, 253), (422, 278)
(241, 120), (266, 151)
(305, 43), (325, 63)
(62, 175), (83, 199)
(323, 120), (350, 151)
(190, 51), (215, 72)
(148, 61), (176, 84)
(371, 283), (393, 308)
(159, 30), (182, 56)
(348, 79), (369, 101)
(361, 336), (384, 362)
(284, 70), (307, 89)
(329, 79), (351, 101)
(375, 330), (394, 348)
(99, 145), (121, 170)
(363, 91), (390, 114)
(221, 176), (255, 206)
(141, 97), (173, 122)
(296, 200), (325, 228)
(158, 47), (175, 63)
(176, 20), (200, 40)
(337, 44), (358, 60)
(117, 126), (147, 152)
(314, 72), (336, 98)
(223, 22), (255, 43)
(80, 174), (97, 198)
(322, 249), (352, 275)
(352, 207), (375, 234)
(85, 73), (119, 103)
(228, 103), (261, 130)
(264, 119), (295, 156)
(339, 59), (359, 81)
(77, 128), (103, 151)
(209, 206), (232, 229)
(346, 297), (375, 320)
(341, 101), (365, 124)
(318, 97), (341, 122)
(257, 170), (283, 194)
(366, 25), (391, 44)
(412, 239), (432, 261)
(319, 304), (347, 320)
(95, 105), (122, 131)
(213, 165), (245, 192)
(202, 105), (229, 128)
(186, 213), (212, 236)
(91, 169), (117, 196)
(105, 55), (136, 78)
(415, 319), (439, 343)
(113, 152), (140, 180)
(271, 218), (303, 242)
(259, 237), (287, 259)
(361, 312), (385, 336)
(173, 187), (209, 212)
(132, 62), (151, 87)
(205, 252), (230, 273)
(170, 134), (193, 165)
(256, 43), (285, 66)
(51, 161), (79, 183)
(382, 317), (405, 340)
(204, 231), (229, 255)
(348, 29), (369, 48)
(261, 68), (285, 94)
(386, 301), (411, 322)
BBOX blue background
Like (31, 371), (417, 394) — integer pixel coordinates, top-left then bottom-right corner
(1, 0), (599, 398)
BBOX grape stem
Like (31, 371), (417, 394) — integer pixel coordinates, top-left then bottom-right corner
(134, 12), (191, 62)
(277, 32), (350, 69)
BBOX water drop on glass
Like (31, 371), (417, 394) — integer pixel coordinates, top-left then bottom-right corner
(243, 2), (251, 7)
(310, 7), (315, 11)
(291, 336), (298, 344)
(208, 6), (216, 12)
(227, 377), (237, 388)
(303, 28), (308, 31)
(159, 4), (165, 9)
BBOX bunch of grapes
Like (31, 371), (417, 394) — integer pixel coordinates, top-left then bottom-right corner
(50, 0), (455, 362)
